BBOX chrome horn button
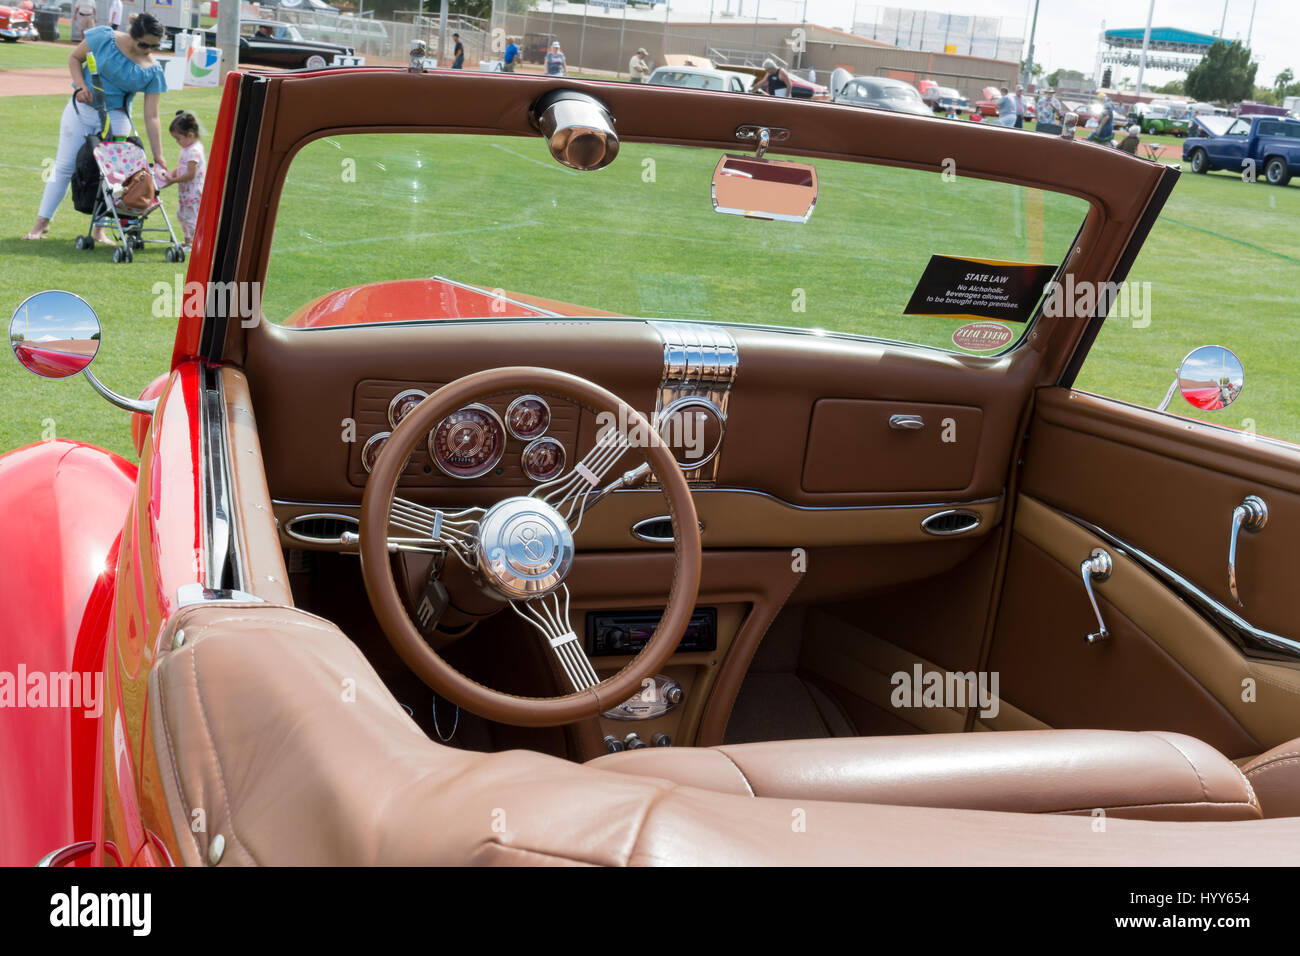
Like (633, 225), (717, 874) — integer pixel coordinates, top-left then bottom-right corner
(476, 497), (575, 600)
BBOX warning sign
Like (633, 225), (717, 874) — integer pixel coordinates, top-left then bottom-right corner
(904, 254), (1056, 324)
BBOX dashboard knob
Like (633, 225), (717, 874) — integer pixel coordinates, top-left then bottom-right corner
(603, 735), (625, 754)
(624, 733), (649, 750)
(652, 732), (672, 747)
(664, 682), (684, 706)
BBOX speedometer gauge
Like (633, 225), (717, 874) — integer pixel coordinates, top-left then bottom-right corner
(429, 404), (506, 479)
(506, 395), (551, 440)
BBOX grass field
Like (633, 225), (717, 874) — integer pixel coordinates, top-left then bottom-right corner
(2, 73), (1298, 462)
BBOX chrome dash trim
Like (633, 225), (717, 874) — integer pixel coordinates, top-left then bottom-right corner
(1062, 511), (1300, 663)
(648, 321), (738, 485)
(200, 371), (244, 592)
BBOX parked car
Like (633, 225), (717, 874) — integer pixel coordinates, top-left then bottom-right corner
(830, 73), (932, 116)
(1183, 113), (1300, 185)
(198, 19), (356, 70)
(7, 65), (1300, 871)
(918, 79), (970, 116)
(646, 64), (754, 94)
(1125, 100), (1190, 136)
(0, 3), (37, 40)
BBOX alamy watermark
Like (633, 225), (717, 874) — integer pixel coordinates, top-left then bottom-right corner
(151, 276), (263, 328)
(890, 664), (1000, 720)
(1041, 275), (1152, 328)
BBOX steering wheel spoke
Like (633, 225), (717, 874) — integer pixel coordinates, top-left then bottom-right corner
(530, 425), (647, 529)
(509, 585), (600, 692)
(388, 497), (483, 562)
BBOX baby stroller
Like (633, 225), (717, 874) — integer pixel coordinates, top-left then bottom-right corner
(70, 57), (185, 263)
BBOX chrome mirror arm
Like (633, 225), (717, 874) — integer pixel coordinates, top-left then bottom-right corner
(1156, 375), (1179, 413)
(84, 368), (157, 416)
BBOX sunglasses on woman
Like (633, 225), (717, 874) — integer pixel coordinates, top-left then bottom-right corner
(137, 39), (162, 50)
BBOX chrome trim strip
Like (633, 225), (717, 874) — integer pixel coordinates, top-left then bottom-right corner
(35, 841), (96, 868)
(273, 490), (1002, 515)
(1062, 510), (1300, 663)
(429, 275), (562, 318)
(202, 373), (241, 590)
(649, 322), (738, 485)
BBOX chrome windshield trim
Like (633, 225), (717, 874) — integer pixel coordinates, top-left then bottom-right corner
(1062, 510), (1300, 663)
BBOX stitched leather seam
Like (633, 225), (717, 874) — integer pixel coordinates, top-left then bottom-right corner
(1247, 670), (1300, 697)
(1148, 732), (1210, 801)
(625, 781), (680, 866)
(189, 634), (259, 866)
(1050, 798), (1257, 813)
(713, 750), (757, 797)
(153, 656), (204, 864)
(1245, 755), (1300, 777)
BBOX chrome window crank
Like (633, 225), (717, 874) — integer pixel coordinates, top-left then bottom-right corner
(1227, 495), (1268, 607)
(1080, 548), (1112, 644)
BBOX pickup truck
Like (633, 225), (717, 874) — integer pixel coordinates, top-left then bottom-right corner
(1183, 114), (1300, 185)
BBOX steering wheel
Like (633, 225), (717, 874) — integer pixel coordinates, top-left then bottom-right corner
(360, 367), (702, 727)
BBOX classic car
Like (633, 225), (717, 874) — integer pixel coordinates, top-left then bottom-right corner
(1125, 100), (1190, 136)
(829, 72), (932, 116)
(6, 64), (1300, 870)
(0, 2), (37, 40)
(647, 64), (753, 95)
(918, 79), (970, 116)
(1183, 113), (1300, 185)
(197, 19), (357, 70)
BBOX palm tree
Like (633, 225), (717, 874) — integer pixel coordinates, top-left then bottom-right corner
(1276, 68), (1294, 99)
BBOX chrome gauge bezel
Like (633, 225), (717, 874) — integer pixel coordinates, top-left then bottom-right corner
(428, 403), (507, 480)
(520, 436), (567, 482)
(387, 388), (429, 429)
(656, 395), (726, 470)
(361, 430), (392, 474)
(505, 394), (552, 441)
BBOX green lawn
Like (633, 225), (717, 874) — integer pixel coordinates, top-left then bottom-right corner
(0, 38), (80, 70)
(2, 86), (1298, 463)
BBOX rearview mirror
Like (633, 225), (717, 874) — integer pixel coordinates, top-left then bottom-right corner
(9, 290), (100, 378)
(1157, 345), (1245, 412)
(711, 154), (819, 223)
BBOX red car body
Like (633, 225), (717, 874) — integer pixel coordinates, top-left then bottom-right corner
(0, 3), (37, 40)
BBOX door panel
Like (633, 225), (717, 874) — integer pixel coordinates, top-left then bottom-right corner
(987, 387), (1300, 756)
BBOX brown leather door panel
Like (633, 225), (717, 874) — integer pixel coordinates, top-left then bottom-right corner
(1022, 387), (1300, 640)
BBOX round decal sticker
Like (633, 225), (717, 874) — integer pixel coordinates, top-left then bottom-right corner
(952, 321), (1013, 352)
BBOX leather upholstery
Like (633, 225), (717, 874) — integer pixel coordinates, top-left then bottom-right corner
(1242, 739), (1300, 818)
(588, 730), (1261, 821)
(149, 604), (1296, 867)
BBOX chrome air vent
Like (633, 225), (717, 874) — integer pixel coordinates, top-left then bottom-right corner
(920, 509), (982, 536)
(649, 322), (738, 486)
(285, 513), (361, 545)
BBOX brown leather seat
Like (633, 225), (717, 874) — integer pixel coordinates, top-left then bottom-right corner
(148, 604), (1297, 866)
(1242, 739), (1300, 818)
(588, 731), (1260, 821)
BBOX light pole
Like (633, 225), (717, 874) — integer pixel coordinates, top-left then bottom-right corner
(1134, 0), (1154, 97)
(1023, 0), (1040, 88)
(1246, 0), (1257, 48)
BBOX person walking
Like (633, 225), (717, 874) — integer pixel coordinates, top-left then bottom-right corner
(1013, 84), (1027, 128)
(503, 37), (519, 73)
(628, 47), (650, 83)
(450, 32), (464, 70)
(545, 40), (565, 76)
(108, 0), (122, 29)
(22, 14), (168, 242)
(996, 87), (1017, 127)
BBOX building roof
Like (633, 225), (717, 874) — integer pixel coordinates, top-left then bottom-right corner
(1102, 27), (1222, 51)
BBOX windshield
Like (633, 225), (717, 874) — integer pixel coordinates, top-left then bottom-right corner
(880, 86), (923, 102)
(651, 71), (724, 91)
(264, 132), (1090, 355)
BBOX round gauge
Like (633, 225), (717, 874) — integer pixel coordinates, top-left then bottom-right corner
(506, 395), (551, 441)
(361, 431), (391, 474)
(388, 388), (428, 428)
(657, 397), (725, 468)
(521, 437), (567, 482)
(429, 404), (506, 479)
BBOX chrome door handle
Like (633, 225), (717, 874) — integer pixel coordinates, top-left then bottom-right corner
(1080, 548), (1112, 644)
(1228, 495), (1268, 606)
(889, 414), (924, 431)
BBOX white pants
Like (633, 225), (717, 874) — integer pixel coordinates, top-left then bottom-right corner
(38, 98), (132, 221)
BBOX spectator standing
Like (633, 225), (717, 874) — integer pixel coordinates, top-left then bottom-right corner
(451, 32), (464, 70)
(545, 40), (565, 76)
(628, 47), (650, 83)
(1035, 88), (1062, 135)
(996, 87), (1017, 127)
(108, 0), (122, 29)
(72, 1), (95, 40)
(1014, 84), (1027, 128)
(503, 37), (519, 73)
(159, 110), (206, 249)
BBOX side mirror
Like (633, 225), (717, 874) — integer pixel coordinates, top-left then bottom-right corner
(8, 289), (156, 414)
(1157, 345), (1245, 412)
(9, 290), (100, 378)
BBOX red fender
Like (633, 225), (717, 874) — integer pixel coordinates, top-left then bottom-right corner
(0, 440), (136, 866)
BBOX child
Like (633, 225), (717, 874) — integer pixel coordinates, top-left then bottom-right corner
(161, 111), (205, 249)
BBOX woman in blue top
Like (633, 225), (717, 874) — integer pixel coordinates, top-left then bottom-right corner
(23, 14), (169, 242)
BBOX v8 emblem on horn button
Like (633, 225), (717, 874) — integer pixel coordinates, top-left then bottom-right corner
(476, 497), (575, 601)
